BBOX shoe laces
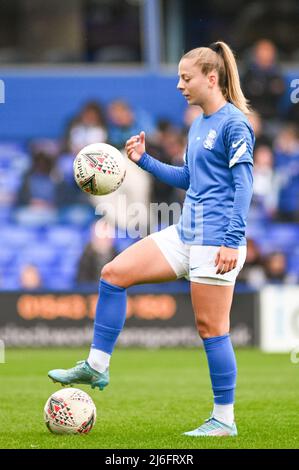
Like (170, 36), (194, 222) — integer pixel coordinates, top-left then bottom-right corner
(74, 360), (87, 371)
(76, 360), (85, 365)
(205, 417), (232, 430)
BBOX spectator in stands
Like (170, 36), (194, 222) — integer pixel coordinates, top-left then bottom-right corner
(55, 101), (107, 213)
(20, 264), (42, 290)
(107, 99), (155, 149)
(55, 151), (93, 216)
(17, 151), (57, 208)
(150, 119), (176, 144)
(274, 124), (299, 222)
(30, 138), (60, 158)
(287, 100), (299, 126)
(158, 130), (187, 207)
(247, 111), (272, 148)
(16, 148), (92, 224)
(76, 220), (117, 284)
(242, 39), (285, 124)
(89, 146), (151, 237)
(263, 251), (294, 284)
(66, 101), (107, 155)
(146, 129), (187, 212)
(182, 105), (202, 135)
(15, 151), (59, 225)
(161, 130), (187, 168)
(249, 144), (278, 222)
(237, 238), (266, 288)
(55, 158), (91, 210)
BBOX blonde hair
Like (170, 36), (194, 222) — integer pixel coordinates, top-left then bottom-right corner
(182, 41), (251, 115)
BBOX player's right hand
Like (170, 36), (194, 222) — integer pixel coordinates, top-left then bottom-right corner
(125, 131), (146, 163)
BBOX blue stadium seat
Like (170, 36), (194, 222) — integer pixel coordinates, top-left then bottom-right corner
(0, 225), (38, 248)
(13, 207), (58, 227)
(45, 278), (73, 290)
(0, 207), (13, 222)
(265, 224), (299, 252)
(0, 170), (23, 209)
(246, 224), (266, 243)
(42, 267), (74, 290)
(0, 274), (21, 290)
(58, 204), (95, 226)
(0, 248), (17, 268)
(0, 143), (30, 174)
(247, 223), (299, 255)
(46, 226), (83, 249)
(19, 245), (59, 267)
(287, 249), (299, 276)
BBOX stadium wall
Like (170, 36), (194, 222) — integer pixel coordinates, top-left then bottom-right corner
(0, 68), (297, 141)
(0, 70), (186, 141)
(0, 290), (257, 348)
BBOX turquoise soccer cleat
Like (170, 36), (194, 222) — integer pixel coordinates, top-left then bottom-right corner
(183, 417), (237, 437)
(48, 360), (109, 391)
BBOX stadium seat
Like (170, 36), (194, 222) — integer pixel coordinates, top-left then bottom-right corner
(0, 274), (21, 290)
(0, 248), (16, 268)
(46, 226), (83, 249)
(287, 250), (299, 276)
(265, 223), (299, 253)
(0, 206), (12, 222)
(0, 225), (38, 247)
(45, 278), (73, 290)
(0, 142), (30, 173)
(19, 245), (59, 267)
(247, 223), (299, 255)
(58, 204), (95, 226)
(13, 207), (58, 226)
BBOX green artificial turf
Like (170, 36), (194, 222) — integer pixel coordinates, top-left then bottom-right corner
(0, 348), (298, 449)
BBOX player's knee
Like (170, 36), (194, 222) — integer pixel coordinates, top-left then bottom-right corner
(196, 317), (211, 338)
(101, 262), (118, 284)
(101, 262), (129, 288)
(196, 316), (225, 339)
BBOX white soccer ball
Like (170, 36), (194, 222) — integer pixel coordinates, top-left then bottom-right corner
(44, 388), (97, 435)
(73, 142), (126, 196)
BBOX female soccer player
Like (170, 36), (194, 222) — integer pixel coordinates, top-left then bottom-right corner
(49, 41), (254, 437)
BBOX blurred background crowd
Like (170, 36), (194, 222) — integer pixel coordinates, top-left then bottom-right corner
(0, 0), (299, 291)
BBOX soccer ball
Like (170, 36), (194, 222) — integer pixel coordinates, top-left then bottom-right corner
(73, 142), (126, 196)
(44, 388), (96, 435)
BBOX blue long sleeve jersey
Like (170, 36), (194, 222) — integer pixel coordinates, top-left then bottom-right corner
(137, 103), (254, 248)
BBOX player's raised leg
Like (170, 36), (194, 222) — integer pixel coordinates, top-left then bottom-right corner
(48, 236), (178, 390)
(183, 282), (238, 437)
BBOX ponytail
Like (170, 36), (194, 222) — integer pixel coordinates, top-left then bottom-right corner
(182, 41), (251, 115)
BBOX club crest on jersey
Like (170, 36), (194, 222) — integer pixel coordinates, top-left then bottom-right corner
(203, 129), (217, 150)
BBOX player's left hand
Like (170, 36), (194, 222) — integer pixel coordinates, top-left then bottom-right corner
(214, 246), (238, 275)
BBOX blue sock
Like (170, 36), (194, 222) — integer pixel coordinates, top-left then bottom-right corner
(203, 334), (237, 405)
(91, 279), (127, 355)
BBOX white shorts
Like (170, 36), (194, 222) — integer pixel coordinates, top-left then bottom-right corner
(149, 225), (247, 286)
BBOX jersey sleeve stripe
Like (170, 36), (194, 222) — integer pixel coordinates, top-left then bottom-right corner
(229, 142), (247, 168)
